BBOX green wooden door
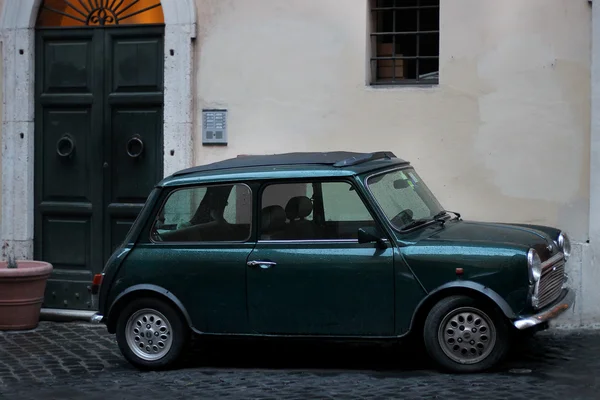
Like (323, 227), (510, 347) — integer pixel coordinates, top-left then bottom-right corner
(34, 25), (164, 310)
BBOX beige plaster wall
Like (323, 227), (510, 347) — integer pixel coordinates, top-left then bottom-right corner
(0, 39), (2, 228)
(0, 0), (3, 227)
(192, 0), (591, 243)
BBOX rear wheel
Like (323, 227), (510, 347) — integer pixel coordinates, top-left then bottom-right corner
(115, 297), (189, 370)
(423, 295), (510, 373)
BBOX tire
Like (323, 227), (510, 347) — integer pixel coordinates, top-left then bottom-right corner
(115, 297), (190, 370)
(423, 295), (510, 373)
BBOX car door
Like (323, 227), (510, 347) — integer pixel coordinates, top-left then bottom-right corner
(128, 181), (255, 334)
(246, 179), (395, 336)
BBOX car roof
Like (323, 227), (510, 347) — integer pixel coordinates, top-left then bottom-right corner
(158, 151), (411, 187)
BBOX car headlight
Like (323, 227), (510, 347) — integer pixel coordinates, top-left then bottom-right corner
(527, 248), (542, 283)
(557, 231), (571, 260)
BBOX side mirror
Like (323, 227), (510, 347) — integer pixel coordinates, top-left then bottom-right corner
(358, 227), (387, 249)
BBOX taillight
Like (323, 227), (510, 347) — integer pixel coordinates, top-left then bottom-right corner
(91, 273), (103, 295)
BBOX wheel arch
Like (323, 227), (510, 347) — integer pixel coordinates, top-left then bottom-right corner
(105, 284), (193, 334)
(407, 281), (516, 337)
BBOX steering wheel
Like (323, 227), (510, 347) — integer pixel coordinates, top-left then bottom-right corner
(391, 209), (414, 226)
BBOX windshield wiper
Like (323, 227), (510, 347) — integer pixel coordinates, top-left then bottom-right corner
(400, 210), (461, 231)
(400, 218), (431, 231)
(432, 211), (447, 220)
(428, 211), (450, 227)
(431, 210), (462, 225)
(445, 210), (461, 219)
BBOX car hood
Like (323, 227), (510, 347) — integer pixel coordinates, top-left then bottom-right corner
(401, 220), (555, 304)
(419, 220), (555, 258)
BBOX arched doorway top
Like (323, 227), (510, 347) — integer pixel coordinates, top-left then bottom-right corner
(0, 0), (196, 32)
(37, 0), (165, 27)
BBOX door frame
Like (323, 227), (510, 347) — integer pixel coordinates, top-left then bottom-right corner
(0, 0), (197, 261)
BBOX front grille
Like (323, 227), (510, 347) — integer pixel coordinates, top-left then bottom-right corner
(536, 253), (565, 309)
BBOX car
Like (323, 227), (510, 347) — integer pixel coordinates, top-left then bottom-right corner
(90, 151), (575, 373)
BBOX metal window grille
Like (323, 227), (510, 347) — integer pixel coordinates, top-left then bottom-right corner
(370, 0), (440, 85)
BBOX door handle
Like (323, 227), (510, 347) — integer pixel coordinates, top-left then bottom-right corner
(56, 134), (75, 158)
(247, 260), (276, 269)
(126, 134), (144, 158)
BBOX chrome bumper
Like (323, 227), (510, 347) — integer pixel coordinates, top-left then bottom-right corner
(90, 313), (104, 324)
(513, 288), (575, 330)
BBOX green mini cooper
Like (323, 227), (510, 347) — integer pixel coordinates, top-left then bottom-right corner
(90, 151), (574, 373)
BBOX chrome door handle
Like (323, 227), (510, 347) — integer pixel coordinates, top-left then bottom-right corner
(247, 260), (276, 269)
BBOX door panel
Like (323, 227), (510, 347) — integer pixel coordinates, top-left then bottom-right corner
(41, 109), (91, 200)
(111, 37), (163, 92)
(42, 217), (90, 266)
(104, 27), (163, 260)
(35, 29), (103, 310)
(35, 26), (164, 310)
(109, 108), (162, 202)
(38, 107), (94, 308)
(132, 182), (256, 333)
(246, 242), (395, 336)
(43, 40), (92, 93)
(247, 179), (395, 336)
(41, 216), (93, 308)
(123, 245), (255, 334)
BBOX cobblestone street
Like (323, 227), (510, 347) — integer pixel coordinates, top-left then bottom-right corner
(0, 322), (598, 399)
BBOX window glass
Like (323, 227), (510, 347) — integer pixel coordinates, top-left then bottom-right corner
(322, 182), (373, 222)
(367, 168), (444, 229)
(260, 181), (375, 241)
(151, 183), (252, 243)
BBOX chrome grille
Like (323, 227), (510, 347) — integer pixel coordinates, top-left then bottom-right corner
(536, 253), (565, 309)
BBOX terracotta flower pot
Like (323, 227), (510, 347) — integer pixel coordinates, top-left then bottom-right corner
(0, 260), (53, 331)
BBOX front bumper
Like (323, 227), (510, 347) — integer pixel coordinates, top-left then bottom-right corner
(513, 288), (575, 330)
(90, 313), (104, 324)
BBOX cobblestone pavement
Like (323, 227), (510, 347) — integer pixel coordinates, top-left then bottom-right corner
(0, 322), (598, 399)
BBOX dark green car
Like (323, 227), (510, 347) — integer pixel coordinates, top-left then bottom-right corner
(90, 151), (574, 373)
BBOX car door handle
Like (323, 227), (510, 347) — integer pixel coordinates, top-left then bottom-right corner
(247, 260), (276, 269)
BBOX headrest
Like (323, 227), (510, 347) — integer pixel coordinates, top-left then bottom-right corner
(285, 196), (313, 220)
(261, 205), (287, 233)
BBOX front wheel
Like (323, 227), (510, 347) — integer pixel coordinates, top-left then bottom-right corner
(115, 297), (189, 370)
(423, 295), (510, 373)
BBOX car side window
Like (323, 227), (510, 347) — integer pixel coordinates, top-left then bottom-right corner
(260, 181), (376, 241)
(151, 183), (252, 243)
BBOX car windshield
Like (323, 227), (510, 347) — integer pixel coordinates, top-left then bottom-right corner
(366, 168), (445, 230)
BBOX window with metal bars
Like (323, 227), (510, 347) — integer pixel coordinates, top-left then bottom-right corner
(369, 0), (440, 85)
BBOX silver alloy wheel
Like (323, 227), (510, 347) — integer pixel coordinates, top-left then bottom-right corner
(125, 308), (173, 361)
(438, 306), (497, 365)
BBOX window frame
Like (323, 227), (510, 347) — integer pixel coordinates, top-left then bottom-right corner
(369, 0), (440, 86)
(256, 177), (390, 244)
(146, 181), (255, 245)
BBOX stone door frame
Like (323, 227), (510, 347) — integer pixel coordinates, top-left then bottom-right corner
(0, 0), (197, 260)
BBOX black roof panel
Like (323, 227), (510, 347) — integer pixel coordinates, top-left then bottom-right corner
(172, 151), (405, 177)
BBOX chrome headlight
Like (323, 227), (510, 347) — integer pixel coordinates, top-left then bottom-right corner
(557, 231), (571, 260)
(527, 248), (542, 283)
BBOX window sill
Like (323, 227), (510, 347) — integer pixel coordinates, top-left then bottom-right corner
(365, 82), (441, 92)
